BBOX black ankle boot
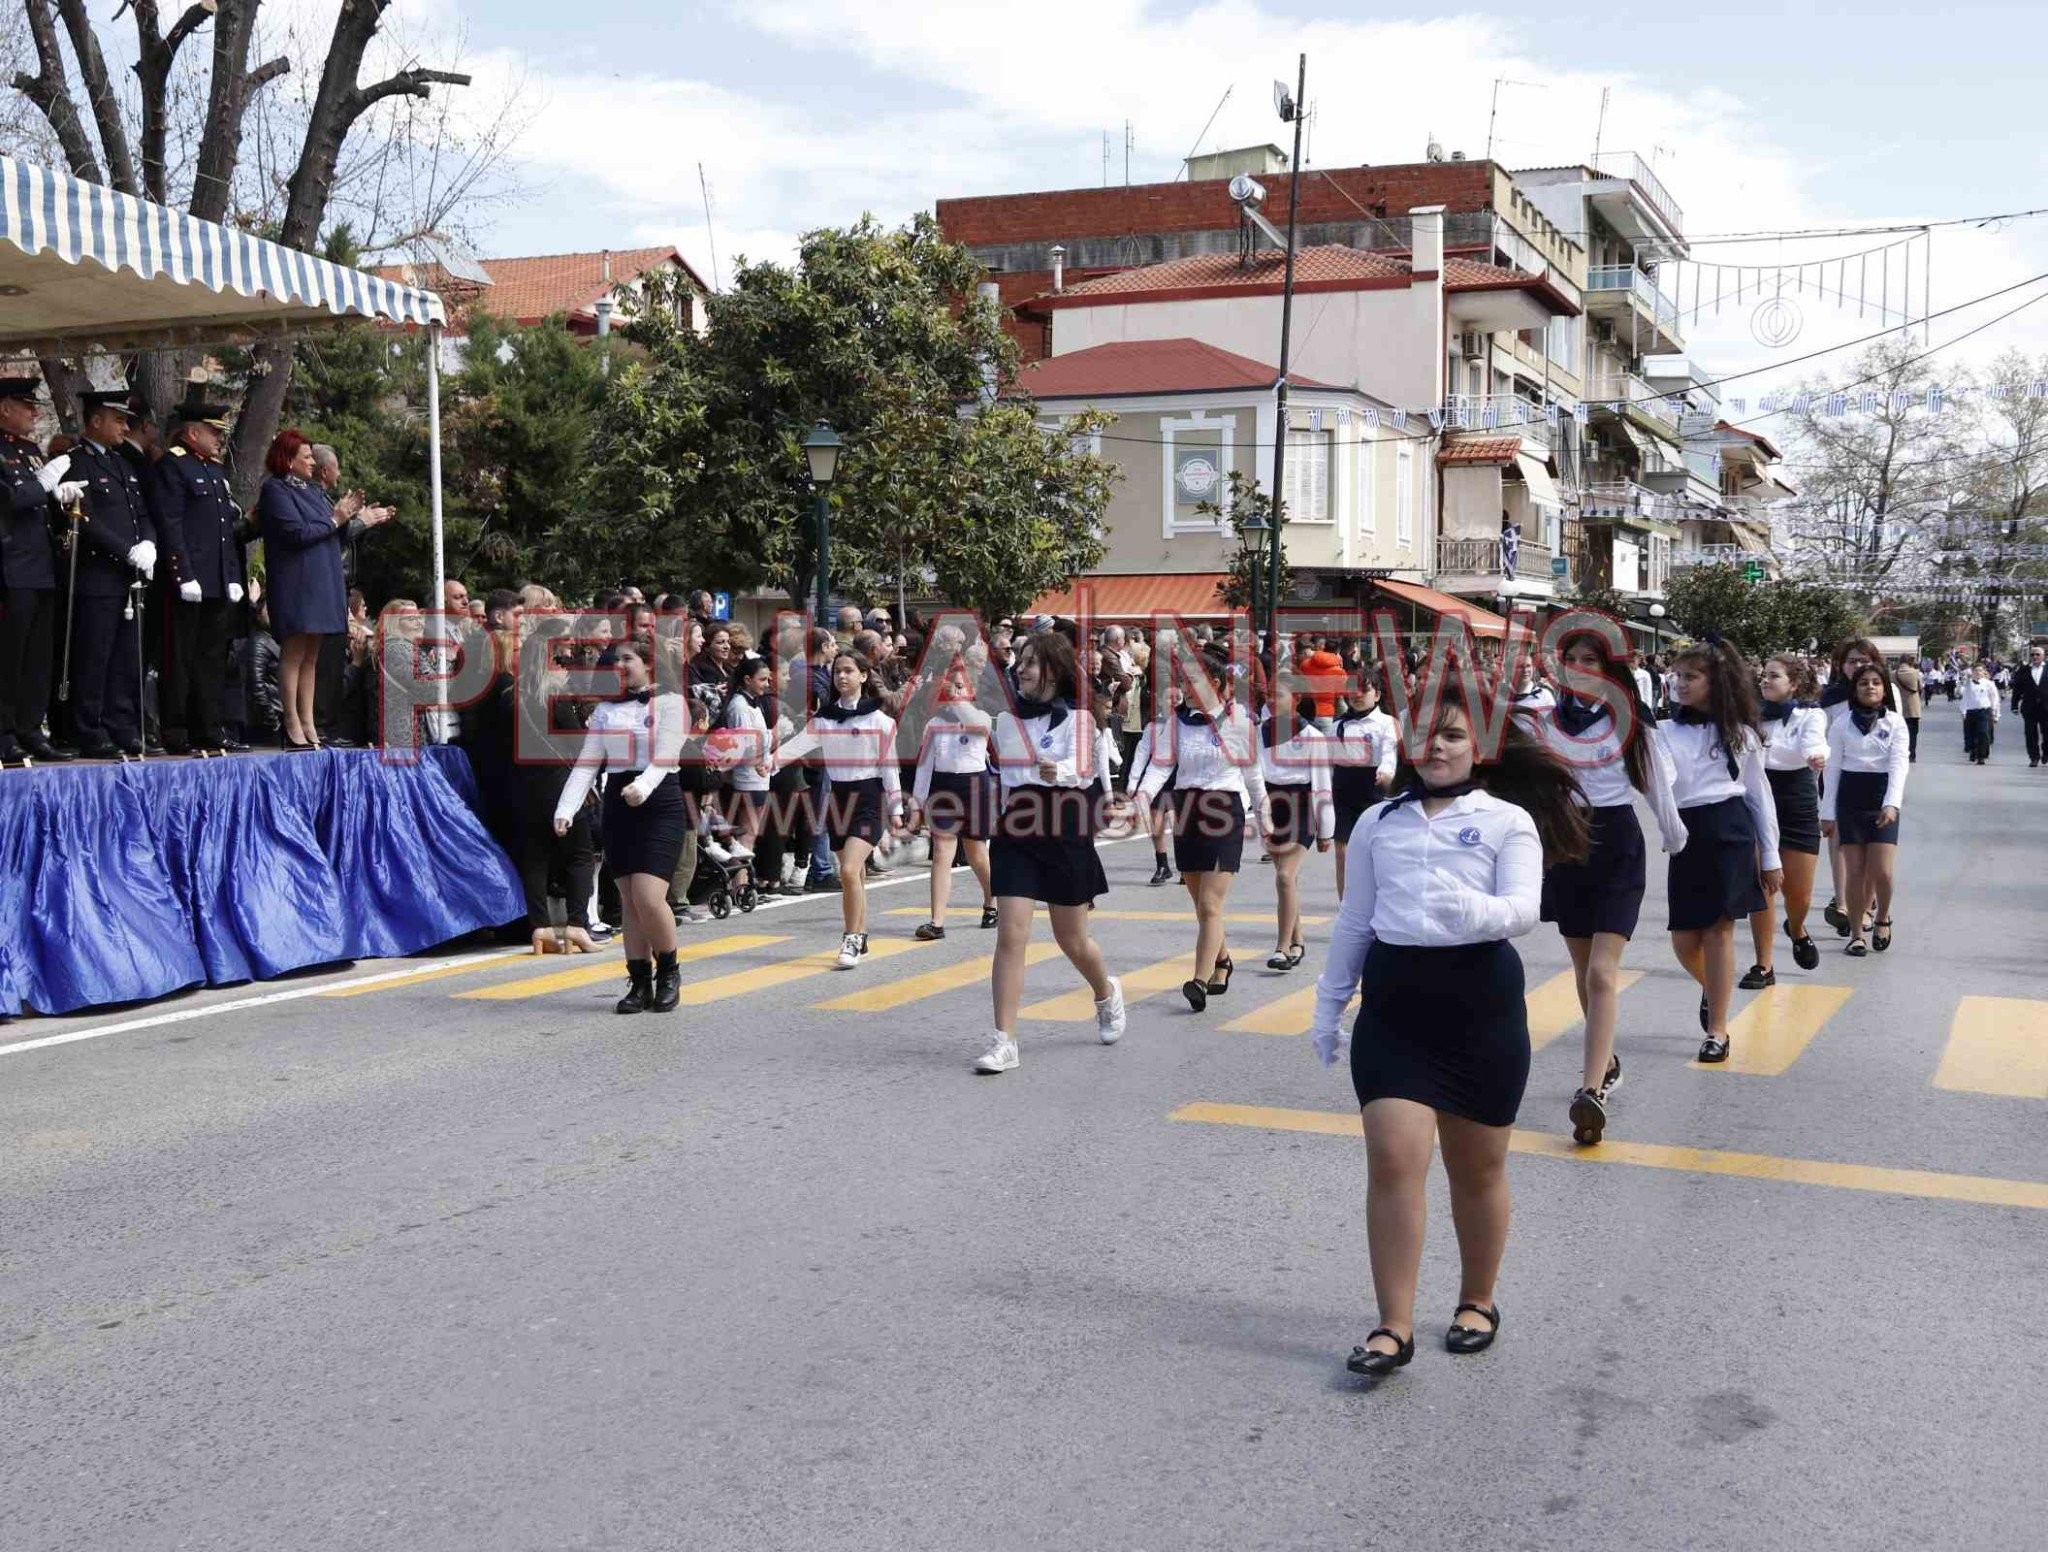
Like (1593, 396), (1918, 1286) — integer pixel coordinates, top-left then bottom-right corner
(651, 950), (681, 1012)
(616, 959), (654, 1014)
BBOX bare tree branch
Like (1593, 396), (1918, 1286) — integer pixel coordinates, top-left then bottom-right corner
(349, 67), (474, 117)
(247, 56), (291, 92)
(188, 0), (264, 223)
(130, 1), (221, 203)
(14, 0), (105, 182)
(54, 0), (140, 193)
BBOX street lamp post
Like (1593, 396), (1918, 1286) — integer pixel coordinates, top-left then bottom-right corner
(1266, 53), (1307, 668)
(1240, 507), (1271, 644)
(803, 421), (843, 627)
(1649, 600), (1667, 656)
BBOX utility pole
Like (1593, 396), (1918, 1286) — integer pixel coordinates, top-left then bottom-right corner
(1267, 53), (1307, 668)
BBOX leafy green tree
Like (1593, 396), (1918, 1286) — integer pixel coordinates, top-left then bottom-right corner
(1202, 470), (1293, 615)
(1665, 563), (1865, 659)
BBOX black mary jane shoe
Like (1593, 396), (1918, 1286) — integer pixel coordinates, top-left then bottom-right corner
(1181, 978), (1208, 1013)
(1790, 932), (1820, 971)
(1205, 954), (1234, 996)
(914, 922), (947, 941)
(1697, 1034), (1731, 1063)
(1266, 947), (1293, 971)
(980, 903), (998, 930)
(1844, 938), (1869, 958)
(1284, 940), (1306, 969)
(1445, 1303), (1501, 1355)
(1824, 900), (1852, 937)
(1738, 964), (1776, 990)
(1346, 1328), (1415, 1377)
(1872, 919), (1893, 953)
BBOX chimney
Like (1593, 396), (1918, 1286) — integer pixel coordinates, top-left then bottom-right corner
(976, 282), (1001, 406)
(1410, 205), (1444, 277)
(1050, 244), (1066, 294)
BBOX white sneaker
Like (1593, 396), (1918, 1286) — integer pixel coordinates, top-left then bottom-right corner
(973, 1033), (1020, 1074)
(1094, 976), (1126, 1045)
(834, 932), (866, 970)
(724, 839), (753, 860)
(703, 839), (734, 865)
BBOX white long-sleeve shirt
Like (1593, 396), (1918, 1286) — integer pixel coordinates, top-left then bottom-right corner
(1821, 709), (1911, 820)
(555, 693), (686, 822)
(1325, 706), (1400, 794)
(990, 703), (1117, 795)
(1258, 719), (1336, 842)
(1661, 715), (1781, 873)
(777, 701), (904, 803)
(722, 692), (779, 793)
(1758, 704), (1828, 772)
(912, 702), (994, 804)
(1311, 789), (1543, 1047)
(1960, 676), (2001, 715)
(1525, 702), (1688, 854)
(1134, 707), (1268, 813)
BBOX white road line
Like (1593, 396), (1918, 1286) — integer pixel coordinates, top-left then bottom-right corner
(0, 835), (1145, 1059)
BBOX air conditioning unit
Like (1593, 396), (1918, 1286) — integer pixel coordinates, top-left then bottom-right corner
(1458, 331), (1488, 360)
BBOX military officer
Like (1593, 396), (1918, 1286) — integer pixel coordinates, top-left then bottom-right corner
(0, 376), (81, 766)
(65, 389), (158, 758)
(153, 395), (248, 755)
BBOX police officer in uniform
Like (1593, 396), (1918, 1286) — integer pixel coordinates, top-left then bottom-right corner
(0, 375), (81, 766)
(152, 395), (248, 755)
(65, 390), (158, 758)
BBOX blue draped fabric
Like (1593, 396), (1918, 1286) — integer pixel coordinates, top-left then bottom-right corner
(0, 748), (522, 1016)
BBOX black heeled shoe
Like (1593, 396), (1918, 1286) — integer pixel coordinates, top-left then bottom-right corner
(980, 903), (998, 929)
(615, 959), (653, 1015)
(1205, 954), (1234, 996)
(1346, 1328), (1414, 1377)
(1181, 978), (1208, 1012)
(650, 951), (681, 1012)
(1445, 1303), (1501, 1354)
(1872, 919), (1893, 952)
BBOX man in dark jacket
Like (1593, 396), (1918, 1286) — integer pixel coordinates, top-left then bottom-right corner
(2013, 643), (2048, 768)
(64, 390), (157, 758)
(151, 396), (248, 754)
(0, 376), (78, 765)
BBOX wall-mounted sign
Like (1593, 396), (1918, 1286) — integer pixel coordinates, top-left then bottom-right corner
(1175, 449), (1222, 507)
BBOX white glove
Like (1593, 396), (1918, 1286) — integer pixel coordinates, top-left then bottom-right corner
(179, 580), (203, 604)
(227, 583), (244, 604)
(55, 480), (88, 505)
(1312, 1022), (1343, 1068)
(127, 539), (157, 578)
(35, 453), (72, 492)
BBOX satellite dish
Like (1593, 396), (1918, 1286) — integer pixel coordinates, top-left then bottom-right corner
(1273, 80), (1296, 123)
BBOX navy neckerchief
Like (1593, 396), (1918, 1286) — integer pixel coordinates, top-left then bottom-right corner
(739, 688), (776, 720)
(1176, 703), (1214, 729)
(1670, 705), (1740, 776)
(818, 695), (880, 724)
(1849, 703), (1883, 735)
(619, 687), (653, 706)
(1260, 713), (1305, 749)
(1387, 776), (1481, 810)
(1013, 694), (1070, 730)
(1332, 704), (1380, 734)
(1759, 697), (1794, 723)
(1818, 678), (1853, 708)
(1552, 695), (1609, 738)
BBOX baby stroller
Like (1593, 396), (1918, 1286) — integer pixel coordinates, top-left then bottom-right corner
(693, 810), (759, 919)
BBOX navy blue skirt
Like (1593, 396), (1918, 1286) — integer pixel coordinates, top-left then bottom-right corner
(1542, 803), (1647, 939)
(1668, 796), (1766, 930)
(923, 767), (997, 840)
(1351, 939), (1529, 1127)
(990, 782), (1108, 907)
(1173, 788), (1247, 873)
(1768, 766), (1822, 855)
(1831, 769), (1900, 845)
(827, 777), (889, 851)
(602, 771), (686, 878)
(1265, 782), (1317, 850)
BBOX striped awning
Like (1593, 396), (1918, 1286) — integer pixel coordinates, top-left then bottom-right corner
(1028, 572), (1234, 620)
(0, 154), (444, 353)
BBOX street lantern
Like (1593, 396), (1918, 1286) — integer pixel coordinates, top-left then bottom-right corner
(802, 421), (843, 625)
(1239, 507), (1271, 636)
(1648, 600), (1667, 656)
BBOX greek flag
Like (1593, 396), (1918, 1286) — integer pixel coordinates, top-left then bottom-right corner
(1500, 522), (1520, 580)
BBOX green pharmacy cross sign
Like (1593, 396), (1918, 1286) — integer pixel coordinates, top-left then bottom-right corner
(1743, 562), (1767, 582)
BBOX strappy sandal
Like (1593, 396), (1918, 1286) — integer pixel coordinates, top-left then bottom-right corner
(1181, 978), (1208, 1013)
(1697, 1035), (1730, 1063)
(1266, 948), (1293, 970)
(1284, 940), (1306, 968)
(1445, 1302), (1501, 1355)
(1845, 939), (1869, 958)
(1205, 954), (1234, 996)
(1823, 899), (1850, 936)
(913, 922), (946, 941)
(1872, 919), (1893, 952)
(1346, 1327), (1414, 1377)
(979, 903), (998, 929)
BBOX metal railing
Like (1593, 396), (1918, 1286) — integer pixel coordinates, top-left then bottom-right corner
(1585, 372), (1680, 430)
(1585, 266), (1682, 338)
(1436, 534), (1556, 582)
(1582, 480), (1680, 520)
(1445, 394), (1554, 449)
(1592, 152), (1685, 236)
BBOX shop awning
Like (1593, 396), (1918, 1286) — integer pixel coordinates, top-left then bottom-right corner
(1028, 572), (1233, 620)
(1515, 452), (1564, 510)
(1731, 524), (1773, 556)
(0, 153), (445, 352)
(1371, 578), (1510, 640)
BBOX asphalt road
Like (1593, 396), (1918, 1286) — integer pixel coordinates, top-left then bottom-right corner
(3, 695), (2043, 1552)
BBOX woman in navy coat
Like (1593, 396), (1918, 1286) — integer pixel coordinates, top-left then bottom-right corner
(258, 429), (385, 748)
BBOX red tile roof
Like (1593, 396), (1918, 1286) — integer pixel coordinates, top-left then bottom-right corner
(371, 246), (699, 330)
(1437, 435), (1525, 466)
(1009, 339), (1334, 399)
(1035, 245), (1577, 316)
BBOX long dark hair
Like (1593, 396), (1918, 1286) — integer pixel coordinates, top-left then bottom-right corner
(1671, 638), (1759, 774)
(1015, 629), (1080, 703)
(1554, 628), (1654, 793)
(1393, 682), (1590, 865)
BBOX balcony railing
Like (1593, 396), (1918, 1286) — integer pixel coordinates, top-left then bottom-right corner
(1585, 372), (1680, 431)
(1592, 152), (1685, 236)
(1445, 394), (1554, 450)
(1436, 534), (1556, 583)
(1581, 480), (1680, 521)
(1586, 266), (1681, 338)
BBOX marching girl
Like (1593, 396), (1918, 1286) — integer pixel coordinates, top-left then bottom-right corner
(975, 629), (1124, 1075)
(1662, 639), (1782, 1063)
(1258, 673), (1334, 970)
(1312, 682), (1589, 1377)
(910, 652), (999, 939)
(555, 640), (698, 1014)
(1135, 643), (1270, 1013)
(1526, 630), (1686, 1146)
(1326, 671), (1399, 900)
(1747, 655), (1828, 983)
(1821, 662), (1911, 956)
(1818, 637), (1899, 935)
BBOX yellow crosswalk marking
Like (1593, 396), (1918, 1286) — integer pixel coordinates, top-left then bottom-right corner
(881, 908), (1327, 925)
(1526, 969), (1643, 1052)
(457, 936), (786, 1001)
(1223, 985), (1345, 1036)
(1169, 1103), (2048, 1211)
(672, 936), (926, 1006)
(816, 942), (1062, 1012)
(1024, 953), (1195, 1022)
(322, 952), (530, 997)
(1936, 996), (2048, 1098)
(1692, 984), (1853, 1075)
